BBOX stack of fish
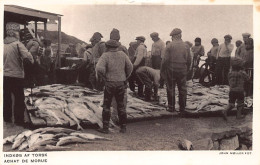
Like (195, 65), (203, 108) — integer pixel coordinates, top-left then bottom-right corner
(25, 84), (166, 129)
(3, 127), (111, 151)
(158, 81), (253, 114)
(25, 84), (109, 130)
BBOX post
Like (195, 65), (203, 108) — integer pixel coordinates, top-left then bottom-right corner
(57, 16), (61, 68)
(44, 21), (47, 38)
(34, 21), (37, 38)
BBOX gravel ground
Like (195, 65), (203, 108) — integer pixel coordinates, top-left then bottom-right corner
(3, 113), (252, 151)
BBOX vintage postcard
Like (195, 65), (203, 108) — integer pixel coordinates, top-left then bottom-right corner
(0, 0), (259, 165)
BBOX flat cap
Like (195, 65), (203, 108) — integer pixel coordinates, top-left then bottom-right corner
(135, 36), (146, 42)
(242, 33), (251, 37)
(110, 28), (120, 40)
(6, 22), (20, 31)
(90, 32), (103, 42)
(224, 34), (232, 40)
(105, 39), (120, 48)
(231, 57), (245, 67)
(150, 32), (159, 38)
(211, 38), (218, 43)
(195, 37), (201, 42)
(170, 28), (182, 36)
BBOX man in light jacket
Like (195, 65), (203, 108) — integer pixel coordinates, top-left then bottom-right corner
(96, 39), (133, 133)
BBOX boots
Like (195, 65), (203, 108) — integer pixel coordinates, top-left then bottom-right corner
(236, 104), (245, 119)
(98, 122), (109, 134)
(222, 103), (235, 121)
(119, 124), (126, 133)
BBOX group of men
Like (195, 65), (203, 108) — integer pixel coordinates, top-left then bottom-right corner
(85, 27), (191, 133)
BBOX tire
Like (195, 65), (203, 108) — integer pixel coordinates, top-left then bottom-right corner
(199, 63), (214, 87)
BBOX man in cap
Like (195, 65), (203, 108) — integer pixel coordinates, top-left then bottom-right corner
(129, 36), (147, 97)
(96, 39), (133, 133)
(4, 22), (34, 126)
(110, 28), (129, 56)
(150, 32), (165, 69)
(161, 28), (191, 116)
(215, 34), (234, 85)
(236, 33), (251, 60)
(90, 32), (106, 91)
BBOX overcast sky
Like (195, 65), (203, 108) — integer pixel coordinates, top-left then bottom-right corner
(12, 4), (253, 52)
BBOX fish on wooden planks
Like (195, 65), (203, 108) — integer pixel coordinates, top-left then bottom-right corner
(63, 106), (84, 130)
(68, 103), (103, 128)
(56, 136), (93, 146)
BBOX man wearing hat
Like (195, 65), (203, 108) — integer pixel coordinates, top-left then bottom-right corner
(215, 34), (234, 85)
(90, 32), (106, 91)
(4, 22), (34, 126)
(236, 33), (251, 60)
(130, 36), (147, 97)
(110, 28), (129, 56)
(150, 32), (165, 69)
(161, 28), (191, 116)
(96, 39), (133, 133)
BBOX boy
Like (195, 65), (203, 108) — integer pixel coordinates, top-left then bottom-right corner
(222, 57), (249, 120)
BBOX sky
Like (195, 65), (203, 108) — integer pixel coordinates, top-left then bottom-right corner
(1, 1), (260, 164)
(15, 4), (253, 53)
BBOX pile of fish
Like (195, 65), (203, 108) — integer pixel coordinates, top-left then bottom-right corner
(25, 84), (166, 129)
(158, 81), (253, 114)
(25, 84), (111, 130)
(3, 127), (111, 151)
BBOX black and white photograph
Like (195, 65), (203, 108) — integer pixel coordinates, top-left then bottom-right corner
(1, 0), (260, 164)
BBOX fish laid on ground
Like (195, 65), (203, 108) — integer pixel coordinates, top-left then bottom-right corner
(18, 140), (29, 151)
(28, 133), (41, 148)
(12, 130), (33, 150)
(3, 134), (18, 145)
(32, 127), (76, 135)
(56, 136), (92, 146)
(44, 145), (70, 151)
(70, 132), (112, 141)
(53, 133), (69, 139)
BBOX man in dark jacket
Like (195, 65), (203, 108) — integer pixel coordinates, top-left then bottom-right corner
(161, 28), (191, 116)
(96, 39), (133, 133)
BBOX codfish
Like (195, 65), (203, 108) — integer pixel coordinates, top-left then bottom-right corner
(63, 106), (83, 130)
(70, 132), (112, 141)
(18, 140), (29, 151)
(3, 134), (18, 145)
(28, 133), (41, 148)
(12, 130), (33, 150)
(68, 103), (102, 128)
(56, 136), (92, 146)
(32, 127), (75, 134)
(44, 145), (70, 151)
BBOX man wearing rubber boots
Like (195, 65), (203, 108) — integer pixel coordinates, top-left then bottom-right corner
(160, 28), (191, 117)
(96, 40), (133, 133)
